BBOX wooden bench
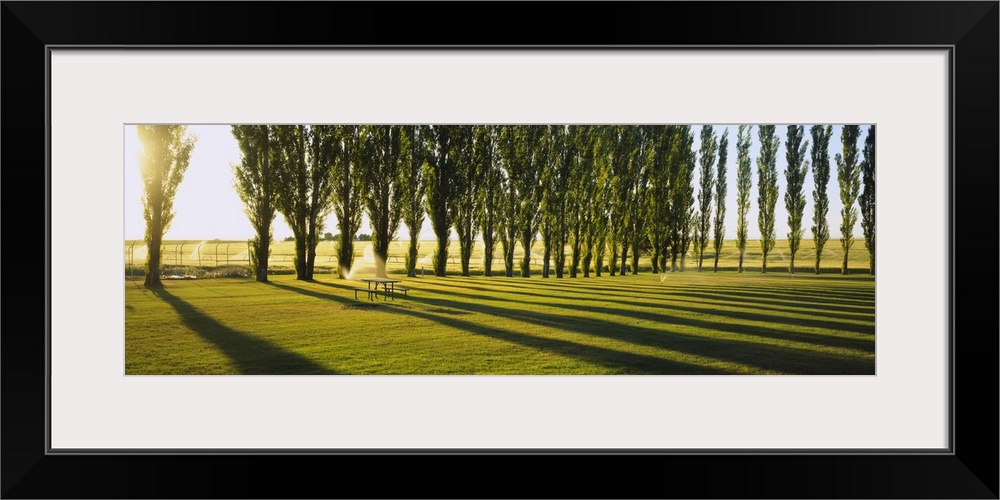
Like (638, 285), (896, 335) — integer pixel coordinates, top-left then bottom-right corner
(354, 284), (409, 301)
(354, 288), (404, 301)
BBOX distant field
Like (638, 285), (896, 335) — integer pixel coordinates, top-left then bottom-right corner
(125, 238), (874, 277)
(125, 271), (875, 375)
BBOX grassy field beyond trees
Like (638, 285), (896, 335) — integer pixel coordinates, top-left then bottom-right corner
(125, 238), (873, 278)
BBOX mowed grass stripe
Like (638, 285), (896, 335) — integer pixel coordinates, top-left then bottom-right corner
(487, 274), (876, 307)
(281, 279), (751, 373)
(429, 301), (871, 374)
(447, 278), (876, 329)
(421, 278), (874, 352)
(441, 276), (876, 330)
(125, 272), (875, 375)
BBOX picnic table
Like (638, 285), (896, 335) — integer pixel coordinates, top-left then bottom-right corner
(356, 278), (407, 301)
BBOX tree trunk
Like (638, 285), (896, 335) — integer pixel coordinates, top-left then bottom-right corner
(789, 252), (795, 275)
(144, 231), (162, 287)
(434, 236), (448, 277)
(503, 238), (515, 277)
(459, 238), (472, 277)
(374, 239), (390, 279)
(542, 238), (551, 278)
(255, 231), (269, 283)
(406, 233), (418, 278)
(555, 241), (566, 279)
(738, 248), (745, 273)
(260, 134), (271, 282)
(619, 243), (628, 276)
(520, 230), (533, 277)
(570, 232), (581, 278)
(305, 224), (318, 280)
(841, 248), (850, 275)
(337, 232), (353, 279)
(295, 231), (308, 280)
(608, 245), (618, 276)
(483, 240), (494, 277)
(631, 241), (640, 275)
(761, 253), (768, 274)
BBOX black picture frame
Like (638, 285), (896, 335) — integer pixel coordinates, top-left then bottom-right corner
(3, 2), (997, 498)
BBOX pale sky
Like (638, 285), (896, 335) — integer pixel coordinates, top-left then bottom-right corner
(124, 124), (870, 242)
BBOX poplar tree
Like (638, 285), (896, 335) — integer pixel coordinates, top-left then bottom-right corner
(330, 125), (364, 279)
(303, 126), (337, 280)
(644, 125), (670, 274)
(836, 125), (862, 275)
(667, 126), (695, 272)
(606, 126), (641, 276)
(629, 127), (649, 276)
(735, 125), (753, 273)
(361, 125), (405, 278)
(475, 125), (502, 277)
(137, 125), (196, 287)
(450, 126), (478, 276)
(541, 125), (573, 278)
(576, 127), (601, 277)
(783, 125), (809, 274)
(810, 125), (833, 274)
(756, 125), (780, 273)
(231, 125), (276, 282)
(695, 125), (717, 271)
(424, 125), (460, 276)
(272, 125), (309, 280)
(592, 128), (613, 276)
(712, 129), (728, 272)
(859, 125), (876, 275)
(566, 125), (588, 278)
(400, 125), (426, 278)
(514, 126), (546, 277)
(497, 126), (520, 277)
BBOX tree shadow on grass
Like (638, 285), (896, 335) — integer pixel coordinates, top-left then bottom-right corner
(441, 281), (876, 345)
(664, 289), (875, 318)
(672, 285), (875, 307)
(498, 277), (876, 309)
(274, 280), (728, 374)
(267, 277), (873, 373)
(403, 292), (874, 374)
(150, 287), (338, 375)
(390, 304), (731, 374)
(483, 281), (865, 322)
(265, 280), (356, 306)
(554, 300), (876, 354)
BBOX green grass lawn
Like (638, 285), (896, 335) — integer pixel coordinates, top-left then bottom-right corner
(125, 269), (875, 375)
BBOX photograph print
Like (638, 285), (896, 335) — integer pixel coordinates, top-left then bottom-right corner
(125, 123), (876, 375)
